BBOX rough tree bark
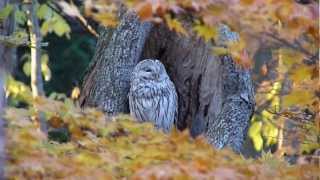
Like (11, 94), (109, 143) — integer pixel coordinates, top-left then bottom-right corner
(80, 11), (152, 115)
(0, 71), (5, 178)
(80, 14), (255, 153)
(141, 25), (255, 152)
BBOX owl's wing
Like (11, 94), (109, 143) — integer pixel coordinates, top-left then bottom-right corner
(155, 84), (178, 133)
(129, 93), (156, 123)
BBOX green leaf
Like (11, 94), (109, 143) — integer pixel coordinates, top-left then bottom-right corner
(40, 20), (52, 36)
(37, 4), (52, 20)
(52, 15), (71, 37)
(41, 54), (51, 81)
(0, 4), (13, 21)
(15, 10), (27, 25)
(22, 60), (31, 77)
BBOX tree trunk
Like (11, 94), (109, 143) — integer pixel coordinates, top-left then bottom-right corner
(80, 14), (255, 153)
(0, 0), (16, 177)
(25, 0), (48, 134)
(0, 70), (6, 178)
(26, 0), (44, 97)
(80, 11), (152, 115)
(141, 25), (255, 153)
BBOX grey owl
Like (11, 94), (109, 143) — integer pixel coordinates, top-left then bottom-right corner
(129, 59), (178, 133)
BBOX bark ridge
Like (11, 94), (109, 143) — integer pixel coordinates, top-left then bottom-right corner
(80, 11), (152, 115)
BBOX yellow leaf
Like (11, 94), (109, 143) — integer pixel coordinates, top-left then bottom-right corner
(248, 121), (263, 151)
(93, 12), (118, 27)
(75, 151), (103, 166)
(262, 121), (278, 146)
(41, 54), (51, 81)
(165, 15), (187, 36)
(289, 65), (313, 82)
(283, 90), (315, 108)
(71, 87), (80, 100)
(212, 47), (228, 55)
(278, 48), (304, 68)
(207, 4), (226, 17)
(193, 24), (217, 41)
(53, 15), (71, 37)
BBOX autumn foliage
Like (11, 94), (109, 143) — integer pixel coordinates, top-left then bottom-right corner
(4, 97), (319, 179)
(1, 0), (319, 179)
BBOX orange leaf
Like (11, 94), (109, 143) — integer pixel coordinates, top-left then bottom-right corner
(232, 49), (252, 69)
(240, 0), (255, 5)
(136, 2), (153, 21)
(260, 64), (268, 76)
(49, 116), (64, 128)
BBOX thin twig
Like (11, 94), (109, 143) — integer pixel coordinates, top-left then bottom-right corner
(264, 32), (314, 58)
(46, 1), (98, 38)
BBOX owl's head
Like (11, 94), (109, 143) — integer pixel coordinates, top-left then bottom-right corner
(132, 59), (169, 82)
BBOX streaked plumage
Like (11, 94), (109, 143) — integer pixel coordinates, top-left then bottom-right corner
(129, 59), (178, 133)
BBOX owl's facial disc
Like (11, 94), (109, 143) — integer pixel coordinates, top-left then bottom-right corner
(133, 59), (168, 82)
(136, 66), (156, 81)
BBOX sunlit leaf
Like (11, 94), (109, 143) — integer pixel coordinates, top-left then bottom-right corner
(41, 54), (51, 81)
(53, 15), (71, 37)
(0, 4), (13, 21)
(248, 121), (263, 151)
(278, 48), (304, 69)
(136, 2), (153, 21)
(193, 24), (217, 41)
(23, 59), (31, 77)
(40, 20), (51, 36)
(75, 151), (103, 166)
(165, 15), (187, 36)
(260, 64), (268, 76)
(93, 12), (118, 27)
(212, 47), (228, 55)
(37, 4), (52, 20)
(262, 121), (278, 146)
(289, 65), (313, 82)
(283, 90), (315, 108)
(71, 87), (80, 100)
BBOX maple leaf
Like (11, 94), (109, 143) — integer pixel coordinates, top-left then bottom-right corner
(165, 15), (188, 36)
(135, 2), (153, 21)
(193, 24), (218, 41)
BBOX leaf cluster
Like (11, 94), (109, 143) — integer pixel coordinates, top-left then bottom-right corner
(4, 97), (319, 179)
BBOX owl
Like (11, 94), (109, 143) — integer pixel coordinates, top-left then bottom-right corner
(129, 59), (178, 133)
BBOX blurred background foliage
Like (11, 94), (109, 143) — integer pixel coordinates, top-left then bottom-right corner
(4, 2), (96, 98)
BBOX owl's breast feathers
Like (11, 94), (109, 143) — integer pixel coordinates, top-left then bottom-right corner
(129, 59), (178, 133)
